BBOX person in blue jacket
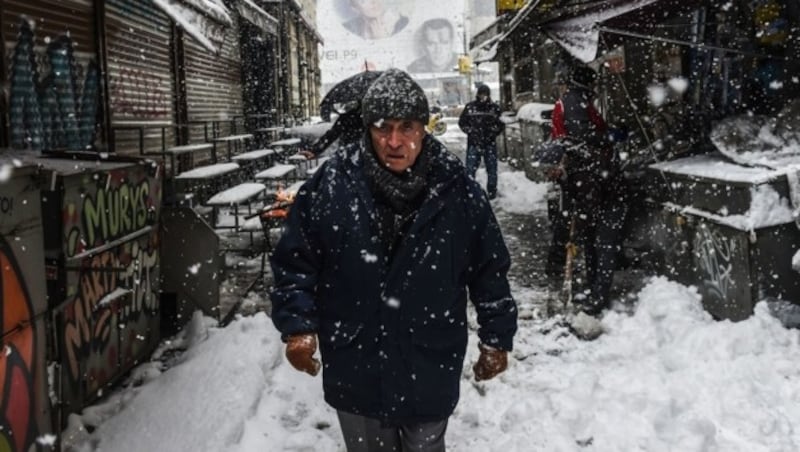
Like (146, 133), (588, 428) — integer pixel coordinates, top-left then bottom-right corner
(270, 68), (517, 452)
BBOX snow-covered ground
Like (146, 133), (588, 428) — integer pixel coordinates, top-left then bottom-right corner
(62, 167), (800, 452)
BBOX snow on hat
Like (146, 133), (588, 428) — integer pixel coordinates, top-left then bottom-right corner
(362, 68), (429, 126)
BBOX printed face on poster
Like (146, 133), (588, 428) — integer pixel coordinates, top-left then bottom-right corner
(318, 0), (488, 90)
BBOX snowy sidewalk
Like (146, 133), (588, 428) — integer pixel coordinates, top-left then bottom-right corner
(63, 169), (800, 452)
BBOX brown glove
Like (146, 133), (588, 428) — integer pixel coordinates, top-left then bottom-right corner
(473, 343), (508, 381)
(285, 334), (321, 376)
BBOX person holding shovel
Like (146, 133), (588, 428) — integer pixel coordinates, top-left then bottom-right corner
(547, 65), (627, 322)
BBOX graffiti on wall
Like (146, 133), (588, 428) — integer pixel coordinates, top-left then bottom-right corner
(694, 225), (736, 303)
(62, 237), (159, 392)
(110, 67), (169, 118)
(8, 19), (99, 152)
(0, 239), (38, 452)
(60, 167), (161, 393)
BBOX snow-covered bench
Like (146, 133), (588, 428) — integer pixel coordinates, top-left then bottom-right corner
(205, 182), (267, 247)
(232, 148), (277, 178)
(174, 162), (242, 205)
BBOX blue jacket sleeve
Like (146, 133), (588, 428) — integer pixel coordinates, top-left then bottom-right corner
(268, 174), (324, 340)
(465, 185), (518, 351)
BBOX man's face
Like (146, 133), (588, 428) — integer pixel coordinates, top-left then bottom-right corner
(369, 119), (426, 173)
(422, 27), (452, 69)
(350, 0), (384, 19)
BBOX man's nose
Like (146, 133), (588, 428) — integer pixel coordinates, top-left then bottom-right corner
(386, 129), (403, 148)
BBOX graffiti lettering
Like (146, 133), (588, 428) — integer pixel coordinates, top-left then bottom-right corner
(0, 197), (12, 214)
(695, 226), (735, 302)
(82, 181), (150, 248)
(64, 238), (159, 383)
(110, 67), (169, 118)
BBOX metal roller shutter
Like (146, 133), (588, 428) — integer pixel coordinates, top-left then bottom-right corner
(184, 13), (243, 147)
(105, 0), (175, 157)
(2, 0), (100, 151)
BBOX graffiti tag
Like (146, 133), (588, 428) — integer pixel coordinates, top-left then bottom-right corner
(695, 225), (735, 303)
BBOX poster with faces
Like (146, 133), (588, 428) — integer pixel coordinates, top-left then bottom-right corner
(318, 0), (495, 90)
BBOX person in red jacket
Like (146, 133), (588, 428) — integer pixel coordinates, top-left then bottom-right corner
(546, 66), (627, 318)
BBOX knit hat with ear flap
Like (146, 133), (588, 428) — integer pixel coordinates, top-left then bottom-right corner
(362, 68), (430, 126)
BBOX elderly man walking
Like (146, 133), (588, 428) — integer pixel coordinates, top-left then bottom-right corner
(269, 68), (517, 452)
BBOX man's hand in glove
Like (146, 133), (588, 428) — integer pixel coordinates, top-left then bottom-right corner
(285, 334), (321, 376)
(473, 343), (508, 381)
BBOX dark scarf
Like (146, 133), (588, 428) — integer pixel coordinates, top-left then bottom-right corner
(362, 140), (432, 215)
(362, 139), (433, 257)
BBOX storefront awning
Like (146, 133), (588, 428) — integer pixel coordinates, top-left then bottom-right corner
(497, 0), (706, 64)
(470, 34), (501, 64)
(542, 0), (704, 63)
(238, 0), (279, 36)
(152, 0), (233, 54)
(469, 15), (511, 63)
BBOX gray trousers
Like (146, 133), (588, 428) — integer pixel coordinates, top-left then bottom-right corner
(336, 410), (447, 452)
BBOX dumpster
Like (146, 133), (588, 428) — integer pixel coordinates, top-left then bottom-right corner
(35, 152), (163, 423)
(0, 157), (53, 451)
(646, 153), (800, 320)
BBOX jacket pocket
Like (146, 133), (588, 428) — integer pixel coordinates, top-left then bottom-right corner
(411, 321), (467, 350)
(410, 322), (467, 417)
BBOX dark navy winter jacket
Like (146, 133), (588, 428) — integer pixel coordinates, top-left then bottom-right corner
(269, 135), (517, 423)
(458, 98), (505, 147)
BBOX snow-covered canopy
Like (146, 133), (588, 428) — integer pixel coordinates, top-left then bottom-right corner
(237, 0), (279, 36)
(543, 0), (660, 63)
(151, 0), (232, 54)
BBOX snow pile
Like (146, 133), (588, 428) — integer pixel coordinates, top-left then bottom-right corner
(723, 183), (794, 230)
(711, 100), (800, 169)
(454, 277), (800, 451)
